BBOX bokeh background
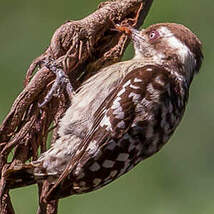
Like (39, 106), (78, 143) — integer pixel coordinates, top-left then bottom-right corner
(0, 0), (213, 213)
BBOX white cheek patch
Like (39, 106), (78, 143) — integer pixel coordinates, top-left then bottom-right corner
(159, 27), (196, 65)
(159, 26), (196, 81)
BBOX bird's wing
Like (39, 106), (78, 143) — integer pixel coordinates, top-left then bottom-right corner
(46, 65), (170, 198)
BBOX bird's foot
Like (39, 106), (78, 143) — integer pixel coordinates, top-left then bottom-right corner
(39, 59), (74, 108)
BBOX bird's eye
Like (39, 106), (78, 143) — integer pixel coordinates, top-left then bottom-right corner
(148, 30), (160, 41)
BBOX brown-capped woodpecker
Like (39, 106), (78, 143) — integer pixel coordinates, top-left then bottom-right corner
(6, 23), (203, 200)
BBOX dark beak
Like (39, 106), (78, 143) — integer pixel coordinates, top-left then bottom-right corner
(115, 25), (149, 56)
(130, 28), (146, 44)
(115, 24), (145, 43)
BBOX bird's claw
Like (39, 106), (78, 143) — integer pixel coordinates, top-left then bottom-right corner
(39, 59), (74, 108)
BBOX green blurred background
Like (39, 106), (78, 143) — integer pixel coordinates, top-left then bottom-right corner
(0, 0), (213, 213)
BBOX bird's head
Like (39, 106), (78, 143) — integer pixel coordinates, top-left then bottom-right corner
(117, 23), (203, 83)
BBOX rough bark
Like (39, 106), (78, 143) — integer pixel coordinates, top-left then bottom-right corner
(0, 0), (153, 213)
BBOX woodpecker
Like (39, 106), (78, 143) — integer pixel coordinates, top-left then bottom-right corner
(5, 23), (203, 200)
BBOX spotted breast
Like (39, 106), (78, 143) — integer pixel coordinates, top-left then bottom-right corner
(45, 64), (187, 199)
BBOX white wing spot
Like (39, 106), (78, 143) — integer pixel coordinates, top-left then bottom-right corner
(146, 68), (153, 72)
(117, 121), (125, 128)
(93, 178), (102, 186)
(115, 114), (125, 120)
(89, 162), (101, 172)
(130, 84), (140, 89)
(113, 107), (124, 119)
(117, 88), (126, 97)
(123, 80), (131, 88)
(134, 78), (142, 83)
(102, 160), (115, 168)
(111, 97), (121, 109)
(109, 170), (118, 177)
(115, 112), (125, 120)
(116, 153), (129, 162)
(128, 92), (141, 102)
(100, 115), (112, 131)
(112, 106), (122, 113)
(87, 140), (97, 155)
